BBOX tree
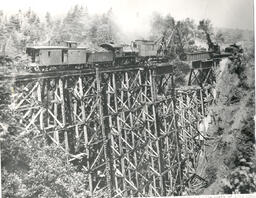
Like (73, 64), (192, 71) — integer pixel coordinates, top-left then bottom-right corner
(198, 19), (213, 33)
(45, 12), (53, 27)
(2, 138), (90, 197)
(150, 13), (175, 40)
(215, 31), (225, 43)
(59, 5), (87, 41)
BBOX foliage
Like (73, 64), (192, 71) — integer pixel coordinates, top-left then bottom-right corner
(214, 27), (254, 45)
(201, 41), (255, 195)
(214, 31), (225, 44)
(222, 158), (256, 194)
(173, 61), (190, 87)
(150, 13), (197, 44)
(205, 166), (218, 185)
(150, 13), (199, 59)
(1, 67), (90, 197)
(198, 19), (213, 33)
(0, 6), (120, 58)
(2, 136), (90, 198)
(150, 13), (175, 40)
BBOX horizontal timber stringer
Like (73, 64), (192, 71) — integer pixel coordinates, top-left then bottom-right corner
(8, 64), (216, 197)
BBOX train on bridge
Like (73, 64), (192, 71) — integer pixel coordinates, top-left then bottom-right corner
(25, 40), (169, 72)
(25, 31), (243, 72)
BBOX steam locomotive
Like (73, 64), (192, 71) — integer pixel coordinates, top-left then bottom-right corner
(25, 40), (168, 72)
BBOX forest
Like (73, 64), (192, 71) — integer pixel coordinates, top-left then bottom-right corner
(0, 5), (255, 197)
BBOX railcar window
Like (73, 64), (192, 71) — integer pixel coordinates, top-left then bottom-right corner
(62, 49), (68, 63)
(48, 51), (51, 57)
(31, 50), (35, 63)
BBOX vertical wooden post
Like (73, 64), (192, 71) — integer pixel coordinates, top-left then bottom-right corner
(96, 68), (115, 198)
(144, 70), (155, 195)
(179, 94), (185, 158)
(107, 76), (119, 192)
(38, 80), (44, 131)
(171, 71), (183, 195)
(121, 72), (133, 195)
(151, 68), (166, 196)
(54, 79), (59, 144)
(188, 68), (193, 86)
(59, 78), (69, 152)
(78, 76), (93, 196)
(186, 94), (192, 164)
(112, 73), (127, 195)
(45, 80), (50, 131)
(73, 86), (79, 148)
(200, 89), (205, 117)
(125, 71), (139, 194)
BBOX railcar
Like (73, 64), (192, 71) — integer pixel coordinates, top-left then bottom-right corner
(87, 51), (114, 67)
(26, 45), (88, 71)
(25, 37), (241, 73)
(26, 41), (114, 71)
(132, 40), (157, 57)
(131, 40), (169, 64)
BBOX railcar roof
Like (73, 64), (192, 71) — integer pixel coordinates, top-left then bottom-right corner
(26, 46), (88, 50)
(64, 40), (78, 43)
(135, 39), (154, 42)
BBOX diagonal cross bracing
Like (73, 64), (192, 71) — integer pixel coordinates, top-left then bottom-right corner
(8, 63), (216, 197)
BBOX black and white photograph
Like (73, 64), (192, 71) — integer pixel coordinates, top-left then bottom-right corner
(0, 0), (255, 197)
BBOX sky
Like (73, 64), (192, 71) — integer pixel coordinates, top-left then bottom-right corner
(0, 0), (254, 38)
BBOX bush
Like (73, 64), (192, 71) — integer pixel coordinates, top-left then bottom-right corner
(1, 137), (90, 198)
(205, 165), (218, 185)
(222, 158), (256, 194)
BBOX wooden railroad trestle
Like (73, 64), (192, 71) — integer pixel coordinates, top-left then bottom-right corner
(8, 63), (217, 197)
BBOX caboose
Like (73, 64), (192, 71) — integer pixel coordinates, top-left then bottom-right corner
(26, 41), (87, 71)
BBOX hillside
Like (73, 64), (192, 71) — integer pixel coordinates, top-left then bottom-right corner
(199, 46), (255, 194)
